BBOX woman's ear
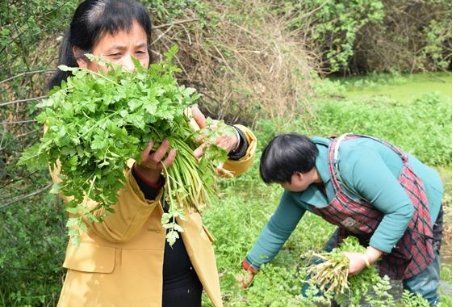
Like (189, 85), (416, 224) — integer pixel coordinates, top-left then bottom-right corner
(294, 172), (304, 180)
(73, 46), (88, 68)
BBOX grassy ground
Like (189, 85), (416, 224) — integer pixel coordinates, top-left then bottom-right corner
(201, 73), (452, 306)
(202, 162), (452, 306)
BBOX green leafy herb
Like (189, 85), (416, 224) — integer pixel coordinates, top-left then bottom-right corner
(303, 236), (380, 306)
(18, 46), (234, 246)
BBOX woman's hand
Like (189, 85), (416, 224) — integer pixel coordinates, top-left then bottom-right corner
(134, 139), (177, 184)
(236, 271), (255, 289)
(342, 252), (368, 275)
(190, 106), (240, 159)
(342, 246), (383, 276)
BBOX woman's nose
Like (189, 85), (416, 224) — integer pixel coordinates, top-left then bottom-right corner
(121, 54), (135, 72)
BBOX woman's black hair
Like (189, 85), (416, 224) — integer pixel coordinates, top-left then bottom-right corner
(260, 133), (318, 184)
(49, 0), (152, 89)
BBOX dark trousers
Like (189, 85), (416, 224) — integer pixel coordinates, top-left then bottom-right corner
(162, 274), (203, 307)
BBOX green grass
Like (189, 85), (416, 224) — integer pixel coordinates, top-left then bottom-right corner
(203, 173), (335, 307)
(203, 164), (452, 306)
(339, 72), (452, 104)
(201, 74), (452, 306)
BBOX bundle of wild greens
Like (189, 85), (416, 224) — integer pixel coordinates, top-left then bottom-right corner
(19, 46), (234, 246)
(303, 236), (381, 306)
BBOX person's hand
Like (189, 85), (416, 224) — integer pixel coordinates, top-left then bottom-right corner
(190, 106), (240, 159)
(342, 246), (383, 276)
(236, 271), (255, 289)
(134, 139), (177, 184)
(341, 251), (367, 276)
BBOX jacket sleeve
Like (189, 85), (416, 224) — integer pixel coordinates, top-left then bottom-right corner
(50, 160), (160, 243)
(245, 191), (306, 270)
(222, 124), (257, 177)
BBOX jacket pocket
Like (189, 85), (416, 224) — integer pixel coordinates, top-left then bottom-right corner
(63, 242), (115, 273)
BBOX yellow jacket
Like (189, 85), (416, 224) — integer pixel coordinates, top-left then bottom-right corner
(55, 125), (256, 307)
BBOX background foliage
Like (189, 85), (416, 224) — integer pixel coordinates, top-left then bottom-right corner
(281, 0), (452, 74)
(0, 0), (451, 306)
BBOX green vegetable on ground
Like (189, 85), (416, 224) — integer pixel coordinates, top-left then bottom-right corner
(303, 236), (380, 303)
(18, 46), (234, 246)
(302, 236), (431, 307)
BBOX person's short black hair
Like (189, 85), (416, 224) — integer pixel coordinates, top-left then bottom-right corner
(50, 0), (152, 89)
(260, 133), (318, 184)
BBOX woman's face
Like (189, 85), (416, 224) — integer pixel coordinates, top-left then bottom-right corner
(76, 20), (149, 72)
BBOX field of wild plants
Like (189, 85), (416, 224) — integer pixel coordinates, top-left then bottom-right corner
(202, 73), (452, 307)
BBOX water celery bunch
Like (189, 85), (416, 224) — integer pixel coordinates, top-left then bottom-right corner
(303, 236), (381, 306)
(305, 250), (350, 295)
(18, 46), (233, 246)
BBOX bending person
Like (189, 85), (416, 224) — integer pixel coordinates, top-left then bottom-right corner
(239, 133), (443, 306)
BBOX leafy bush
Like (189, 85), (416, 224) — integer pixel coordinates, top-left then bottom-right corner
(281, 0), (385, 72)
(281, 0), (452, 73)
(0, 193), (67, 307)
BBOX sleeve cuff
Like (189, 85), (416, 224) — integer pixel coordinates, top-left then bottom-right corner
(369, 239), (392, 254)
(132, 164), (164, 200)
(242, 259), (259, 274)
(228, 126), (248, 160)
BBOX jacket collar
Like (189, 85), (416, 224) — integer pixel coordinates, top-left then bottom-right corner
(296, 137), (332, 208)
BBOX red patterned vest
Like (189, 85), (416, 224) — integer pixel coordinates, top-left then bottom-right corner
(311, 134), (435, 280)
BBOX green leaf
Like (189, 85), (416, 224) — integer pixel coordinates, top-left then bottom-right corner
(66, 207), (79, 214)
(20, 46), (225, 247)
(166, 230), (179, 247)
(58, 65), (76, 72)
(49, 183), (61, 194)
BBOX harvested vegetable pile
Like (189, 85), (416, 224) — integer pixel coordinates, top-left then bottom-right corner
(303, 236), (380, 306)
(303, 236), (433, 306)
(18, 46), (233, 245)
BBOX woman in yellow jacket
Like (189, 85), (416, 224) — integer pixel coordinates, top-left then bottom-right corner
(49, 1), (257, 306)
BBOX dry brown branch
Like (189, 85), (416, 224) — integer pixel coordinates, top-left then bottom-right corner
(0, 70), (55, 86)
(282, 0), (329, 30)
(151, 25), (174, 46)
(0, 96), (47, 108)
(1, 119), (37, 125)
(130, 0), (321, 127)
(153, 18), (200, 30)
(0, 183), (52, 209)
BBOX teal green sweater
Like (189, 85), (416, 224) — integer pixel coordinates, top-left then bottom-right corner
(245, 137), (443, 269)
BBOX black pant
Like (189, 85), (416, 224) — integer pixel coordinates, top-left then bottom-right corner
(162, 271), (203, 307)
(162, 231), (203, 307)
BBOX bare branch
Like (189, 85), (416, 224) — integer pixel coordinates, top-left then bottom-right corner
(150, 25), (174, 46)
(153, 18), (199, 29)
(1, 119), (37, 125)
(283, 1), (329, 30)
(0, 96), (47, 107)
(0, 70), (55, 86)
(0, 183), (53, 209)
